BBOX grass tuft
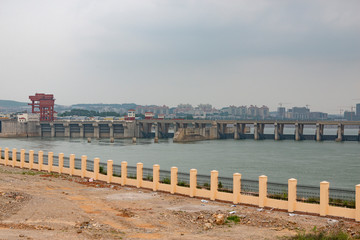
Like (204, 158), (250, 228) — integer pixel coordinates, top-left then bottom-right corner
(227, 215), (240, 223)
(22, 171), (43, 175)
(286, 228), (352, 240)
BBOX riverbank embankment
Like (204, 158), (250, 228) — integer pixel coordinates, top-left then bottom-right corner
(1, 164), (360, 239)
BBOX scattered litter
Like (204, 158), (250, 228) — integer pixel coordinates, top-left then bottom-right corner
(231, 205), (236, 207)
(257, 208), (264, 212)
(88, 178), (94, 182)
(201, 204), (205, 206)
(201, 199), (208, 203)
(327, 219), (339, 224)
(289, 213), (296, 217)
(267, 208), (275, 213)
(229, 211), (236, 215)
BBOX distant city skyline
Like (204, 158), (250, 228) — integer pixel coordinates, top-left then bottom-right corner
(1, 1), (359, 114)
(1, 96), (360, 116)
(2, 97), (360, 119)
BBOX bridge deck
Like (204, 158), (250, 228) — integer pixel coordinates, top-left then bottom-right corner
(48, 119), (360, 126)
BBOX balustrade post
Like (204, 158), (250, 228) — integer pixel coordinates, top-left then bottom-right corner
(356, 184), (360, 222)
(58, 153), (64, 173)
(29, 150), (34, 169)
(288, 178), (297, 212)
(12, 148), (17, 167)
(93, 158), (100, 180)
(4, 148), (9, 166)
(137, 163), (143, 188)
(38, 151), (43, 171)
(210, 170), (218, 201)
(171, 167), (178, 194)
(48, 152), (53, 172)
(190, 169), (197, 197)
(81, 155), (87, 178)
(121, 161), (127, 186)
(320, 181), (329, 216)
(107, 160), (113, 183)
(233, 173), (241, 204)
(20, 149), (25, 168)
(69, 154), (75, 176)
(153, 164), (160, 191)
(259, 175), (268, 208)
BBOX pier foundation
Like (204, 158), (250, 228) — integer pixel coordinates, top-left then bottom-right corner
(316, 123), (324, 141)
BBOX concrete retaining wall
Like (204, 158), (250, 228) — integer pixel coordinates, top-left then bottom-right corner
(0, 120), (39, 137)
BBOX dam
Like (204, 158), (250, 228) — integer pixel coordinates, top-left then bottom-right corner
(0, 119), (360, 142)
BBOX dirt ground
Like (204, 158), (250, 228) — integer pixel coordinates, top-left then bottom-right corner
(0, 165), (359, 240)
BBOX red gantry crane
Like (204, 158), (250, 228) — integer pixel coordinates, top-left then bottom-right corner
(28, 93), (56, 121)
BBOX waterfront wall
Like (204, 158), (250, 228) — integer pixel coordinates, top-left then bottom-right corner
(0, 146), (359, 221)
(0, 120), (39, 137)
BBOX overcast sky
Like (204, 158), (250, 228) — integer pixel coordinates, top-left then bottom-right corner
(1, 0), (360, 113)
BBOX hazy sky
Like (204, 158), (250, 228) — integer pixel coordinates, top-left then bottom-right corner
(1, 0), (360, 113)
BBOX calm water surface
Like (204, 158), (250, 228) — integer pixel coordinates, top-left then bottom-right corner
(0, 137), (359, 190)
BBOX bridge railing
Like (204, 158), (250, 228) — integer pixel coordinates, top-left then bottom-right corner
(0, 147), (359, 221)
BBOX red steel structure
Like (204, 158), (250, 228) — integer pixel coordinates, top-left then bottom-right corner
(28, 93), (56, 121)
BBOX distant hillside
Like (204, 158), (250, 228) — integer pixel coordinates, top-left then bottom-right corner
(0, 100), (30, 113)
(69, 103), (137, 113)
(72, 103), (137, 109)
(0, 99), (138, 114)
(0, 100), (28, 108)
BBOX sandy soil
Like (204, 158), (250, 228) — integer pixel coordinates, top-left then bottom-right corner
(0, 165), (359, 240)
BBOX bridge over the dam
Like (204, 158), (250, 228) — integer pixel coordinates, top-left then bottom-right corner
(1, 119), (359, 142)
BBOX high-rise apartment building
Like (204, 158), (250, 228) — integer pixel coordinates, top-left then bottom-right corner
(277, 107), (286, 119)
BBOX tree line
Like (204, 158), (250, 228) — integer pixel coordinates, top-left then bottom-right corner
(58, 109), (124, 117)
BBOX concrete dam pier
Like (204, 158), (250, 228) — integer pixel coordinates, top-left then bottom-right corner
(0, 119), (360, 142)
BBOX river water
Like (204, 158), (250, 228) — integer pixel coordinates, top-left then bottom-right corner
(0, 134), (359, 190)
